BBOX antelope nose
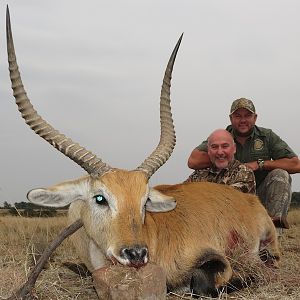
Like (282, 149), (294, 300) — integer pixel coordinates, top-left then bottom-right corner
(121, 245), (148, 266)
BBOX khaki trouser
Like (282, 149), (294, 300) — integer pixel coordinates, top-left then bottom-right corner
(256, 169), (291, 227)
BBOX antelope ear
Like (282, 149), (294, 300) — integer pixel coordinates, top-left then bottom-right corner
(27, 178), (88, 208)
(146, 188), (177, 212)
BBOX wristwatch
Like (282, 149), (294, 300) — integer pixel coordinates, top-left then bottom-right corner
(257, 159), (265, 170)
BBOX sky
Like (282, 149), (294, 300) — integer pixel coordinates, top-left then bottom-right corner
(1, 1), (300, 205)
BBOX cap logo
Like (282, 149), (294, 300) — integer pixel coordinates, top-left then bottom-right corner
(254, 138), (264, 151)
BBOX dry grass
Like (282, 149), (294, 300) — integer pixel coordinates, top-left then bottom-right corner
(0, 209), (299, 300)
(0, 216), (95, 299)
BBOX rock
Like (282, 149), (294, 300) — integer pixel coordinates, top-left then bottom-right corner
(92, 263), (167, 300)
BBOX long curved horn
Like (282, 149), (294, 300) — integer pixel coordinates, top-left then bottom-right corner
(6, 6), (111, 176)
(136, 34), (183, 179)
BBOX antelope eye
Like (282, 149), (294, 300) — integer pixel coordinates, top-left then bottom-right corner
(93, 194), (107, 205)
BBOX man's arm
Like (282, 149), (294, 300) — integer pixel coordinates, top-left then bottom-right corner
(245, 157), (300, 174)
(187, 149), (211, 169)
(263, 157), (300, 174)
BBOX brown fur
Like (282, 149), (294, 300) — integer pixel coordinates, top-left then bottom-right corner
(66, 171), (280, 292)
(143, 182), (280, 288)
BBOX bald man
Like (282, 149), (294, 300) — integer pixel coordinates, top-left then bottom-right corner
(185, 129), (256, 194)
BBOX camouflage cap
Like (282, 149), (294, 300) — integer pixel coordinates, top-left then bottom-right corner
(230, 98), (256, 114)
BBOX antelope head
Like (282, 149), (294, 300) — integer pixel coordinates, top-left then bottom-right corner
(6, 6), (182, 267)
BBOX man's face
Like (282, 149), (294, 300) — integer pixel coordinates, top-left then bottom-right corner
(208, 134), (236, 169)
(229, 108), (257, 136)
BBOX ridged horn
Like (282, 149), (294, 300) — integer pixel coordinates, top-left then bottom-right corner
(6, 6), (111, 176)
(136, 34), (183, 179)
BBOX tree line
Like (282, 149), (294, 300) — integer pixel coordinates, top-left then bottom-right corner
(0, 201), (68, 217)
(0, 192), (299, 218)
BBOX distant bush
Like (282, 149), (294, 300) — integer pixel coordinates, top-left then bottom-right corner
(3, 201), (12, 209)
(291, 192), (300, 207)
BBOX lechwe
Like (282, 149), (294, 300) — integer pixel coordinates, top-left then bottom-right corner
(6, 6), (280, 297)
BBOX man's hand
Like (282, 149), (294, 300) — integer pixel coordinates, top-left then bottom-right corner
(187, 149), (211, 169)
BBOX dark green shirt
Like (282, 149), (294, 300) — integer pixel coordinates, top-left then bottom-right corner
(196, 125), (297, 187)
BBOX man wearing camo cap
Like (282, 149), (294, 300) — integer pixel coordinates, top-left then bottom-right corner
(187, 97), (300, 233)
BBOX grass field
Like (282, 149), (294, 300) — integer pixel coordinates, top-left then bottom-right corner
(0, 209), (299, 300)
